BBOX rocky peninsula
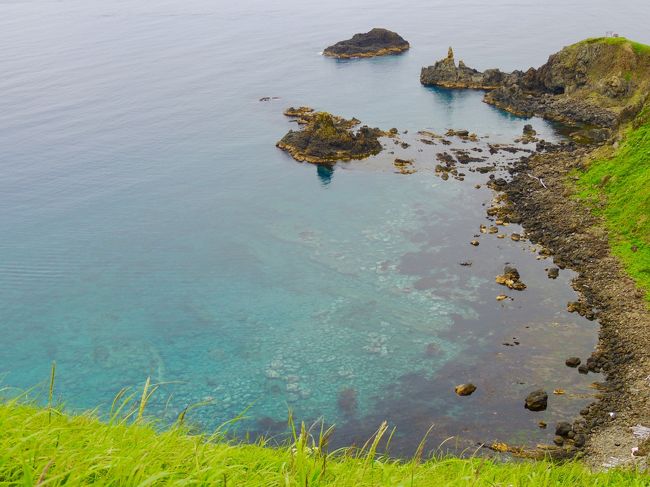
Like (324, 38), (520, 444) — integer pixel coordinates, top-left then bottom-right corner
(421, 39), (650, 132)
(276, 107), (385, 163)
(323, 28), (410, 59)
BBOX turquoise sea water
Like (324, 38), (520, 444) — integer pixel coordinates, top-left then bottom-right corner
(1, 0), (649, 453)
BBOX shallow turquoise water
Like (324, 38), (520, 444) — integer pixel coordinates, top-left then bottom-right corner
(1, 0), (649, 453)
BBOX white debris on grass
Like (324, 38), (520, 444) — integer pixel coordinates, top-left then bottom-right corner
(631, 424), (650, 439)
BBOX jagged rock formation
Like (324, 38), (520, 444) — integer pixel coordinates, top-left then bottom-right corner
(420, 47), (518, 89)
(276, 108), (384, 163)
(323, 28), (409, 59)
(421, 39), (650, 129)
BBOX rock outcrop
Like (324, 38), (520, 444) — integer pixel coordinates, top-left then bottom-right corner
(420, 47), (518, 89)
(323, 28), (410, 59)
(277, 108), (384, 163)
(421, 38), (650, 129)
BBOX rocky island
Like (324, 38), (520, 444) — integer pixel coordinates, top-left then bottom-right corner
(421, 39), (650, 132)
(276, 107), (385, 163)
(323, 28), (410, 58)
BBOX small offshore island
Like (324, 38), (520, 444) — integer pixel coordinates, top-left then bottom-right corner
(323, 28), (410, 58)
(276, 106), (385, 163)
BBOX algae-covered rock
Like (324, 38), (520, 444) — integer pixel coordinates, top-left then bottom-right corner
(277, 108), (384, 164)
(324, 28), (409, 59)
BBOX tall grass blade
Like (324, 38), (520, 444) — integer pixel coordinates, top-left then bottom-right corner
(48, 361), (56, 423)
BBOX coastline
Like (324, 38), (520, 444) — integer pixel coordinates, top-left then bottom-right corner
(420, 36), (650, 465)
(496, 144), (650, 467)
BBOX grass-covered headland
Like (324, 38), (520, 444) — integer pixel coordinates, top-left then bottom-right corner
(0, 395), (648, 486)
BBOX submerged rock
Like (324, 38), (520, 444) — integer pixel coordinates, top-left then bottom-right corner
(337, 387), (358, 414)
(323, 28), (410, 59)
(277, 108), (384, 164)
(394, 158), (416, 174)
(525, 389), (548, 411)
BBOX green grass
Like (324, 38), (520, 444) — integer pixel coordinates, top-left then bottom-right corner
(575, 119), (650, 300)
(1, 397), (648, 486)
(579, 37), (650, 56)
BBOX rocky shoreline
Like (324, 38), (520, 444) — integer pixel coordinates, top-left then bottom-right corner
(493, 147), (650, 467)
(428, 37), (650, 466)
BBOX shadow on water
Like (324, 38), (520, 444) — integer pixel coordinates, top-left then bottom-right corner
(316, 164), (335, 186)
(423, 85), (529, 123)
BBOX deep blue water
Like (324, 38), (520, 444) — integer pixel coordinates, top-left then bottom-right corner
(1, 0), (649, 453)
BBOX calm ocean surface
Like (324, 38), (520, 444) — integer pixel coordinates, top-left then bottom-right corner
(1, 0), (648, 453)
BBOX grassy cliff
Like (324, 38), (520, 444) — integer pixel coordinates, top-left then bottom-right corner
(0, 399), (646, 486)
(572, 39), (650, 299)
(541, 37), (650, 120)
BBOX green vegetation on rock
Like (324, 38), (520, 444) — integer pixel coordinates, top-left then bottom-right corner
(0, 398), (647, 486)
(277, 109), (384, 164)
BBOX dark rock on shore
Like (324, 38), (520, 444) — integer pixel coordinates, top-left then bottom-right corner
(323, 28), (409, 59)
(277, 108), (384, 163)
(525, 389), (548, 411)
(555, 422), (573, 437)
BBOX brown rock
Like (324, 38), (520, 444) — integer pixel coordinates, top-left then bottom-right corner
(525, 389), (548, 411)
(455, 383), (477, 396)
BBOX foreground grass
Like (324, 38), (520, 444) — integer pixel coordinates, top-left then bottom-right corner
(576, 116), (650, 300)
(0, 399), (647, 486)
